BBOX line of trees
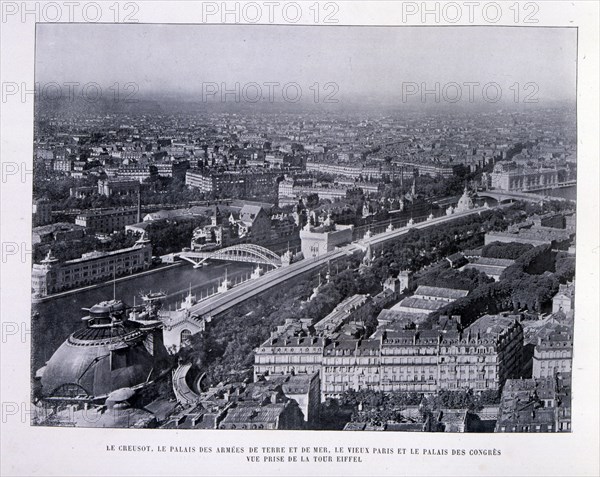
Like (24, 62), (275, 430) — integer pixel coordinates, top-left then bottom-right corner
(331, 388), (502, 428)
(33, 230), (138, 263)
(367, 206), (526, 282)
(501, 244), (555, 280)
(182, 256), (383, 385)
(416, 265), (495, 292)
(145, 216), (210, 256)
(179, 201), (574, 387)
(436, 244), (575, 324)
(180, 208), (522, 385)
(34, 171), (213, 211)
(481, 241), (534, 260)
(421, 389), (501, 412)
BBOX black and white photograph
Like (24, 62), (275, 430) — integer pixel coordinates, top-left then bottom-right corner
(30, 21), (579, 432)
(1, 2), (598, 476)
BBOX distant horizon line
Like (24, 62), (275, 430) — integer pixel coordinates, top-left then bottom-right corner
(32, 91), (577, 103)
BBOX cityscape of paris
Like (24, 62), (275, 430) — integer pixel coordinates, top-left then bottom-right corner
(31, 23), (577, 433)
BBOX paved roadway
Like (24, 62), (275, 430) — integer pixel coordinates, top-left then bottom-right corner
(187, 205), (505, 320)
(188, 247), (352, 319)
(172, 363), (200, 406)
(363, 206), (494, 247)
(477, 189), (568, 203)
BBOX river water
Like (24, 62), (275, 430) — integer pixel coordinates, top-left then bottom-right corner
(31, 261), (254, 374)
(542, 185), (577, 201)
(32, 187), (577, 375)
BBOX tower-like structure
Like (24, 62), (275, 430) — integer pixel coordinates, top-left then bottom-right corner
(398, 270), (412, 293)
(456, 185), (474, 212)
(211, 205), (221, 227)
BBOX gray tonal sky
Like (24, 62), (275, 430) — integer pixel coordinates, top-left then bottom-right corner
(36, 24), (577, 104)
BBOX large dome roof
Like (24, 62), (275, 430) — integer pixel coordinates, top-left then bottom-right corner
(70, 322), (143, 343)
(40, 321), (163, 400)
(40, 339), (156, 399)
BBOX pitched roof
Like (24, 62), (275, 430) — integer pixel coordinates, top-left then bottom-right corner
(414, 286), (469, 300)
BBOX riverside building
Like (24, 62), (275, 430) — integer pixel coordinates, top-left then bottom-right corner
(31, 237), (152, 297)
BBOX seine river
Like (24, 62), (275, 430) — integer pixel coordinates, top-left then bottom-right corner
(542, 185), (577, 201)
(31, 186), (576, 375)
(31, 261), (254, 374)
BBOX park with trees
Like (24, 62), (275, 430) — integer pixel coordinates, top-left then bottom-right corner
(174, 198), (575, 426)
(179, 201), (556, 386)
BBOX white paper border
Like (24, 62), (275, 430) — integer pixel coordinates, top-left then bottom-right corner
(1, 2), (598, 476)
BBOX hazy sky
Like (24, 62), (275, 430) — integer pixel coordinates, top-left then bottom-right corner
(36, 24), (577, 103)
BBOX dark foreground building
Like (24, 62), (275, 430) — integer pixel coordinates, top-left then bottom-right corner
(37, 299), (170, 402)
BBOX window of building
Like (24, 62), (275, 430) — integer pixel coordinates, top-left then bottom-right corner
(181, 329), (192, 343)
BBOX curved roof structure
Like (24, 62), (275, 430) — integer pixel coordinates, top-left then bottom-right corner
(457, 187), (474, 212)
(39, 300), (167, 401)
